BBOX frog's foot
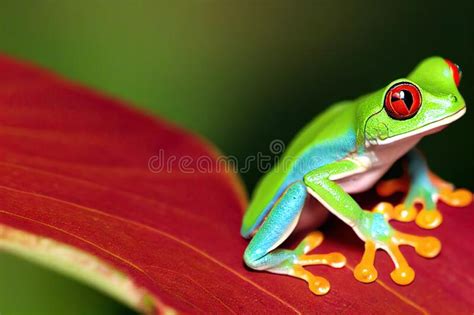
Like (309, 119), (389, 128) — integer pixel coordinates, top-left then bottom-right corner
(353, 212), (441, 285)
(372, 201), (417, 223)
(429, 172), (472, 207)
(270, 231), (346, 295)
(375, 177), (418, 222)
(376, 174), (472, 229)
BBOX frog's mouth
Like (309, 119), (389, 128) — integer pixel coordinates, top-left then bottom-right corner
(371, 107), (466, 146)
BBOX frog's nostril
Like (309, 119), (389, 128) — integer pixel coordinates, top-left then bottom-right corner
(449, 94), (458, 103)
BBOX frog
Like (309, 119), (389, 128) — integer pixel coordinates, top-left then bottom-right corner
(240, 56), (472, 295)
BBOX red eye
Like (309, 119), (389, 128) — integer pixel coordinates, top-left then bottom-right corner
(445, 59), (462, 87)
(384, 82), (422, 120)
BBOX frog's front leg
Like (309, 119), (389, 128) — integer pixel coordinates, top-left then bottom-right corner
(244, 181), (346, 295)
(304, 159), (441, 285)
(376, 149), (472, 229)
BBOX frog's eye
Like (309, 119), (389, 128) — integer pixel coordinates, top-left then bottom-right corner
(384, 82), (422, 120)
(445, 59), (462, 87)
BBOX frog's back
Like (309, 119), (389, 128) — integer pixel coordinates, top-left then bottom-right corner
(241, 101), (357, 238)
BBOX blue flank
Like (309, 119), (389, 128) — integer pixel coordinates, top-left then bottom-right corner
(241, 130), (356, 237)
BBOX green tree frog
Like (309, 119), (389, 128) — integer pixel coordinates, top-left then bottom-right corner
(241, 57), (472, 295)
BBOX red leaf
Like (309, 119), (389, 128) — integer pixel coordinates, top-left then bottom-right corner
(0, 55), (473, 314)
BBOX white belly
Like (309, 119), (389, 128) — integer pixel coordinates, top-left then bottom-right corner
(337, 165), (391, 193)
(336, 135), (421, 194)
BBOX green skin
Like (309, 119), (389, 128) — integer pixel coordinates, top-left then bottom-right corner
(240, 57), (466, 285)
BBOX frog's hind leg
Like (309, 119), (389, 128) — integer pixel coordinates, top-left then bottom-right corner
(267, 231), (346, 295)
(244, 181), (346, 295)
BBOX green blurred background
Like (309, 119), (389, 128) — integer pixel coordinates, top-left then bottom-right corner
(0, 1), (472, 313)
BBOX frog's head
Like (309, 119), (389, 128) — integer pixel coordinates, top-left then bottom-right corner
(356, 57), (465, 147)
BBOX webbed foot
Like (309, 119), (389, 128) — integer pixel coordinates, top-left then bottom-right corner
(270, 231), (346, 295)
(376, 172), (472, 229)
(353, 211), (441, 285)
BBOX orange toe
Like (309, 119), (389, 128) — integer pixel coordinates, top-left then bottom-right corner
(415, 209), (443, 229)
(439, 188), (473, 207)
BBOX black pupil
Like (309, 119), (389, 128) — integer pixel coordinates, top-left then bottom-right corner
(391, 89), (413, 110)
